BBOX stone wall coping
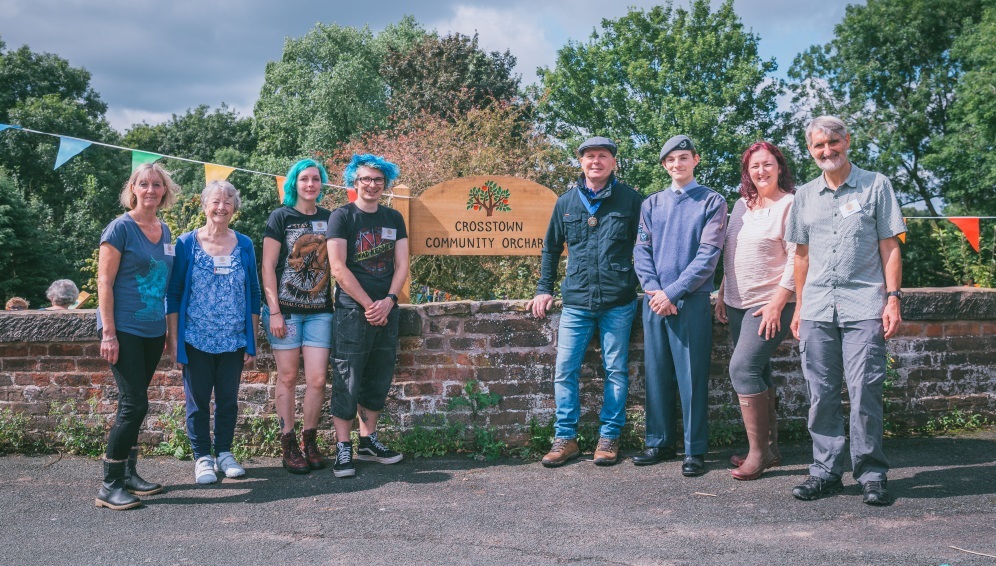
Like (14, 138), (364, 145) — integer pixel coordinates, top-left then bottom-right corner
(1, 287), (993, 343)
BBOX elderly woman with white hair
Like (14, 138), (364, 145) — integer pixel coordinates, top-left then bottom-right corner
(167, 180), (260, 484)
(46, 279), (80, 309)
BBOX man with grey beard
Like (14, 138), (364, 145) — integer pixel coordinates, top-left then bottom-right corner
(785, 115), (907, 506)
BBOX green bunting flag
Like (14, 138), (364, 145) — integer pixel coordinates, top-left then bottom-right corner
(131, 150), (162, 171)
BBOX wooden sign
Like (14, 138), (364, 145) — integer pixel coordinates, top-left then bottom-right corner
(409, 176), (558, 256)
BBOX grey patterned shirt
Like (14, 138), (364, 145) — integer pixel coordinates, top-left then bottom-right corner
(785, 163), (907, 322)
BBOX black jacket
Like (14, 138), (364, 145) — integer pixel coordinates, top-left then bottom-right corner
(536, 174), (643, 311)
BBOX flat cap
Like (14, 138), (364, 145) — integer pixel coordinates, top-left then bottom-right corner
(659, 135), (695, 161)
(577, 136), (617, 157)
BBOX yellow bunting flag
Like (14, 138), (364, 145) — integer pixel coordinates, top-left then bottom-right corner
(898, 232), (906, 243)
(275, 176), (286, 202)
(205, 163), (236, 183)
(949, 217), (981, 252)
(132, 150), (162, 171)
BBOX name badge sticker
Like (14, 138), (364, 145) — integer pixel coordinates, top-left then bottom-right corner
(164, 244), (175, 257)
(840, 199), (862, 218)
(213, 255), (232, 275)
(382, 227), (397, 240)
(311, 221), (328, 233)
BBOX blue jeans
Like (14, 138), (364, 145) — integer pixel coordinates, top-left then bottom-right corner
(553, 300), (637, 439)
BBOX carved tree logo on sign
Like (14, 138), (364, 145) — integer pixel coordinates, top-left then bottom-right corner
(466, 180), (511, 217)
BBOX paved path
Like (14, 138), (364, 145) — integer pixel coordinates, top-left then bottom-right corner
(1, 430), (994, 565)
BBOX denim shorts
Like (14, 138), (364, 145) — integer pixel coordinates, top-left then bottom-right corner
(262, 306), (334, 350)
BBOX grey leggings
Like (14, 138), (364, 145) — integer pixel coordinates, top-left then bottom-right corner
(726, 303), (795, 395)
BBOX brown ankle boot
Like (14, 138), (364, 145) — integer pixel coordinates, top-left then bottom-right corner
(732, 393), (778, 481)
(280, 431), (310, 475)
(729, 388), (782, 468)
(301, 428), (326, 470)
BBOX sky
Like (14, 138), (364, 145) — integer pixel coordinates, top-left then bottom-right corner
(0, 0), (859, 132)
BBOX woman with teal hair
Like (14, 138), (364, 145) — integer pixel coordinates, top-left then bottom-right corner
(260, 158), (334, 473)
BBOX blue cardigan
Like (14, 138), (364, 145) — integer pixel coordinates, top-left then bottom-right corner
(166, 230), (261, 365)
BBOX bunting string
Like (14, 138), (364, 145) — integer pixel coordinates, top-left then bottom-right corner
(0, 122), (414, 198)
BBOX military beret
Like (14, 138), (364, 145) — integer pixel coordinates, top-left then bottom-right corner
(659, 135), (695, 161)
(577, 136), (618, 157)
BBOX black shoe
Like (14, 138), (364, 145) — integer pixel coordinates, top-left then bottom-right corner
(332, 442), (355, 478)
(124, 447), (163, 496)
(862, 479), (892, 506)
(95, 460), (142, 510)
(632, 446), (676, 466)
(356, 433), (404, 464)
(681, 455), (706, 477)
(792, 475), (843, 501)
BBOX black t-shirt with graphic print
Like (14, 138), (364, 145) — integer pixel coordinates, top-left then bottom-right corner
(263, 205), (333, 314)
(326, 203), (407, 309)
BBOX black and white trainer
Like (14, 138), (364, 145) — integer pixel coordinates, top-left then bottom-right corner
(332, 441), (355, 478)
(356, 433), (404, 464)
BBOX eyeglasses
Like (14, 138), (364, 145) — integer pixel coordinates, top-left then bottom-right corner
(356, 176), (386, 186)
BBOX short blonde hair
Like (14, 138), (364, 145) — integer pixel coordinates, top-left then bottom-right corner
(119, 163), (180, 211)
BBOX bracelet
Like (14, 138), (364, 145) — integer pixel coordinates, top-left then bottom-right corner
(101, 336), (117, 343)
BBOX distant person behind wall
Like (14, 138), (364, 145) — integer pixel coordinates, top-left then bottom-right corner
(5, 297), (29, 311)
(45, 279), (80, 310)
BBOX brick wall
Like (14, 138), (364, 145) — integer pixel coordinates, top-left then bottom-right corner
(1, 288), (993, 446)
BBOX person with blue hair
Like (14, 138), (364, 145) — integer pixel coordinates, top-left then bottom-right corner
(261, 158), (334, 474)
(325, 153), (408, 478)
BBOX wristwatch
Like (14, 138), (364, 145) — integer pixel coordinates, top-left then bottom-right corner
(886, 290), (903, 301)
(387, 293), (399, 304)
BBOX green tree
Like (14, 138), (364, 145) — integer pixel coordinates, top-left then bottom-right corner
(788, 0), (987, 216)
(253, 17), (426, 158)
(533, 0), (782, 196)
(931, 2), (996, 215)
(0, 170), (68, 305)
(382, 32), (520, 124)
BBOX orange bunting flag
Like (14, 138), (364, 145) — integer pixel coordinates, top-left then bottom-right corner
(347, 189), (358, 203)
(275, 176), (286, 202)
(205, 163), (236, 183)
(949, 217), (981, 252)
(898, 232), (906, 244)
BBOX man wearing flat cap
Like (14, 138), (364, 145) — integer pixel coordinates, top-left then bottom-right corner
(633, 135), (728, 476)
(529, 136), (643, 468)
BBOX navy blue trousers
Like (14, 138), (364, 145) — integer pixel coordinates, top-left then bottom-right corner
(183, 344), (244, 458)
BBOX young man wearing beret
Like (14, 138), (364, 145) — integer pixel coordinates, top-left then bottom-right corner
(633, 135), (728, 476)
(529, 136), (644, 468)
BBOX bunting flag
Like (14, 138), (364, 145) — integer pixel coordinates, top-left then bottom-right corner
(205, 163), (236, 183)
(898, 232), (906, 244)
(275, 176), (286, 202)
(53, 137), (92, 169)
(131, 150), (162, 171)
(0, 123), (21, 132)
(948, 217), (981, 252)
(347, 189), (358, 203)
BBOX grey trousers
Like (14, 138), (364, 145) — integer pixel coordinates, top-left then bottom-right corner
(799, 317), (889, 484)
(726, 303), (795, 395)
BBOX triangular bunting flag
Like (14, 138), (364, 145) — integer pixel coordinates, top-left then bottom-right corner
(53, 137), (92, 169)
(347, 189), (358, 203)
(897, 232), (906, 244)
(948, 217), (981, 252)
(0, 123), (21, 132)
(132, 150), (162, 171)
(275, 176), (286, 202)
(205, 163), (236, 183)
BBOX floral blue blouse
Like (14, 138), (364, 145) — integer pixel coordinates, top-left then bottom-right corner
(184, 238), (247, 354)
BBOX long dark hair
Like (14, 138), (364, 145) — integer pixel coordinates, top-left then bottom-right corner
(739, 141), (794, 208)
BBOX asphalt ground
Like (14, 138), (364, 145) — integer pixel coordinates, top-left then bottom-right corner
(1, 429), (994, 565)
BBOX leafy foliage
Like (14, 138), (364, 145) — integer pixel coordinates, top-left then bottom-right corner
(534, 0), (782, 198)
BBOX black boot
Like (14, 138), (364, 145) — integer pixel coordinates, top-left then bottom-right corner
(95, 460), (142, 510)
(125, 447), (163, 496)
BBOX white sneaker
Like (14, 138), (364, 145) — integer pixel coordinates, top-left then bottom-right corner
(214, 452), (245, 478)
(195, 456), (217, 484)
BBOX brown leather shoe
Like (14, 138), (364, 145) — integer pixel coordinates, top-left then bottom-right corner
(280, 431), (311, 474)
(541, 438), (580, 468)
(301, 428), (326, 470)
(593, 437), (620, 466)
